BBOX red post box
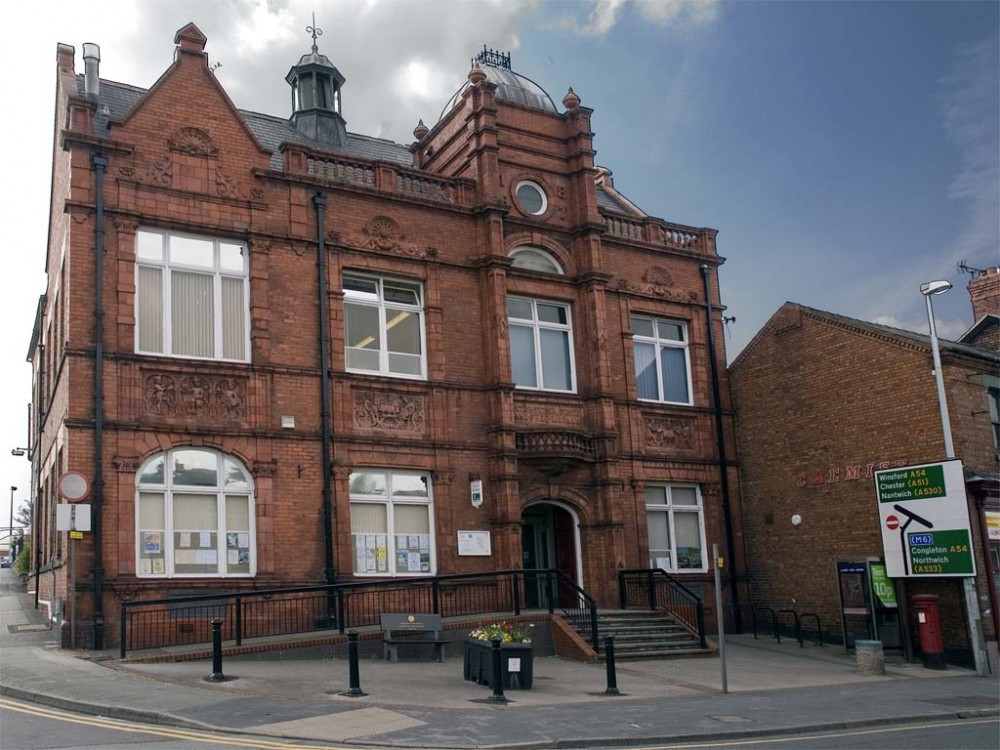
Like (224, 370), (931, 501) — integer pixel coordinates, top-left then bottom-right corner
(912, 594), (946, 670)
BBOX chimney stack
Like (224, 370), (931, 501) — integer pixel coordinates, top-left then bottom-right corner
(82, 43), (100, 101)
(968, 267), (1000, 321)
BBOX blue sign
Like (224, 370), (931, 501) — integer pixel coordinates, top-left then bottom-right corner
(908, 533), (934, 546)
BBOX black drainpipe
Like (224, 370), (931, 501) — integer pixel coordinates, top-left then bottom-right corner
(91, 153), (108, 649)
(313, 192), (336, 591)
(700, 264), (741, 633)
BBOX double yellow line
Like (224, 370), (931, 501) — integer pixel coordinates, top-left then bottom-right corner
(0, 697), (350, 749)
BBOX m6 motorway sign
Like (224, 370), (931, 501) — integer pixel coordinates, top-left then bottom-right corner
(874, 459), (976, 578)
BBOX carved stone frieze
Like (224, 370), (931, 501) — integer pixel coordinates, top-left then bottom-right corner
(353, 390), (426, 432)
(250, 460), (278, 478)
(247, 237), (271, 254)
(168, 126), (219, 157)
(617, 266), (697, 302)
(513, 401), (583, 426)
(432, 470), (455, 486)
(516, 431), (594, 458)
(112, 215), (140, 234)
(145, 155), (173, 187)
(113, 456), (143, 473)
(332, 215), (429, 259)
(142, 372), (248, 422)
(644, 415), (694, 450)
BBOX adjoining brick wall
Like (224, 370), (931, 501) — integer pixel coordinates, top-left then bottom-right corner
(731, 303), (998, 662)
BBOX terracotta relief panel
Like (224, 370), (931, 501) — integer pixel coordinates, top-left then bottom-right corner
(353, 389), (426, 433)
(513, 399), (584, 428)
(142, 371), (248, 423)
(644, 415), (695, 451)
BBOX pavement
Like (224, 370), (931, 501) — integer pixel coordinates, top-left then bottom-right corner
(1, 568), (997, 748)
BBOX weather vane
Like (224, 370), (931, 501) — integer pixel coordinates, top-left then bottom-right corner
(307, 12), (323, 53)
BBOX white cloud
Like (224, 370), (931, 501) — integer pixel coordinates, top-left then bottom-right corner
(573, 0), (720, 36)
(233, 0), (296, 57)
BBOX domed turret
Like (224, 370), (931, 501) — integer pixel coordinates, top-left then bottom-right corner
(439, 46), (558, 122)
(286, 16), (347, 146)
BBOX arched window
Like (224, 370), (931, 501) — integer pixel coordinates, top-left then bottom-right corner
(136, 448), (255, 578)
(509, 247), (564, 275)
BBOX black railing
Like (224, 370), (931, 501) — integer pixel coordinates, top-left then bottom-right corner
(119, 568), (596, 658)
(618, 568), (706, 649)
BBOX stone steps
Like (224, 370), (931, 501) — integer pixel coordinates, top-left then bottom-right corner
(571, 609), (712, 660)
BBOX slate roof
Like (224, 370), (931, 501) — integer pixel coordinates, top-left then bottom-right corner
(78, 75), (412, 170)
(958, 313), (999, 347)
(793, 303), (997, 362)
(76, 75), (646, 210)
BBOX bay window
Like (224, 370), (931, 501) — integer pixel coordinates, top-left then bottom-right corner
(349, 470), (434, 576)
(645, 484), (706, 572)
(508, 296), (575, 392)
(343, 274), (426, 379)
(136, 448), (255, 577)
(135, 229), (249, 361)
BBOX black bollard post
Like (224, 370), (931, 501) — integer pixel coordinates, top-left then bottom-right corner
(604, 635), (620, 696)
(344, 631), (366, 697)
(487, 637), (508, 703)
(208, 619), (225, 681)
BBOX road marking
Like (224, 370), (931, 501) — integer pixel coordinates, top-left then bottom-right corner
(0, 697), (354, 749)
(637, 718), (999, 749)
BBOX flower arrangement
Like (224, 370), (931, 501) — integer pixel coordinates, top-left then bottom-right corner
(468, 618), (534, 644)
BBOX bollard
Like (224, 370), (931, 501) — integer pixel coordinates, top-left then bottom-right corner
(604, 635), (620, 696)
(208, 619), (225, 681)
(344, 631), (366, 697)
(487, 637), (508, 703)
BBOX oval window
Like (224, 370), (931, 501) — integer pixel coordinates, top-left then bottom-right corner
(515, 181), (547, 216)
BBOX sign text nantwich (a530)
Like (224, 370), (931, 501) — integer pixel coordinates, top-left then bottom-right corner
(874, 460), (976, 578)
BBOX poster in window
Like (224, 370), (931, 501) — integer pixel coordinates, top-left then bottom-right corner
(396, 550), (408, 572)
(179, 532), (191, 548)
(238, 550), (250, 566)
(396, 534), (406, 551)
(407, 551), (422, 572)
(199, 531), (212, 548)
(143, 532), (162, 554)
(152, 558), (165, 574)
(375, 534), (387, 572)
(237, 532), (250, 548)
(228, 549), (239, 565)
(419, 535), (430, 551)
(227, 533), (239, 549)
(356, 540), (368, 573)
(139, 558), (152, 575)
(408, 535), (420, 550)
(655, 556), (671, 571)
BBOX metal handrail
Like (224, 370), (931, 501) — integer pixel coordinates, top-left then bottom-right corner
(119, 568), (591, 658)
(544, 568), (599, 650)
(617, 568), (706, 649)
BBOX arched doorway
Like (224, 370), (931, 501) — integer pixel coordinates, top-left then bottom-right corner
(520, 501), (581, 609)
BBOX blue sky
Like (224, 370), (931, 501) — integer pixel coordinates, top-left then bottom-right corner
(0, 0), (997, 519)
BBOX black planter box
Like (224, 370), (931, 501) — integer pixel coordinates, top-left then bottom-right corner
(463, 638), (534, 689)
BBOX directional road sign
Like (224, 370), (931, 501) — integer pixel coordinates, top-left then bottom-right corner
(874, 459), (976, 578)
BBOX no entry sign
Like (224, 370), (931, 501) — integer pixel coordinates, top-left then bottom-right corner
(874, 459), (975, 578)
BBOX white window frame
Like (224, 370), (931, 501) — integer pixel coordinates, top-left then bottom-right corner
(343, 273), (427, 380)
(507, 296), (577, 393)
(349, 470), (436, 578)
(135, 448), (256, 578)
(632, 314), (693, 405)
(514, 180), (548, 216)
(645, 484), (707, 573)
(509, 247), (564, 275)
(134, 228), (251, 362)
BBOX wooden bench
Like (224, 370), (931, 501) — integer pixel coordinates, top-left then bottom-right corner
(380, 613), (448, 663)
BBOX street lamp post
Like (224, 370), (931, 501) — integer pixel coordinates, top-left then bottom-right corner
(8, 485), (15, 560)
(919, 280), (988, 676)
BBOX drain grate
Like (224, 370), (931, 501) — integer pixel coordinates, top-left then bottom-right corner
(922, 696), (997, 708)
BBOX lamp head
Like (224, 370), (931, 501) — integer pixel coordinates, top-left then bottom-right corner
(9, 486), (16, 492)
(920, 280), (952, 296)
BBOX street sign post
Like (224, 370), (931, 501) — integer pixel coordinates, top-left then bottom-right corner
(56, 503), (91, 649)
(874, 459), (976, 578)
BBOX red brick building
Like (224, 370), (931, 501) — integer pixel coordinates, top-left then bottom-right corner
(28, 24), (743, 648)
(730, 270), (1000, 669)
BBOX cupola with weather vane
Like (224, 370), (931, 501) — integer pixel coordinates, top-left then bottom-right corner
(286, 14), (347, 146)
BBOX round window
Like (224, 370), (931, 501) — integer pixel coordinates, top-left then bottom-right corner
(515, 181), (547, 216)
